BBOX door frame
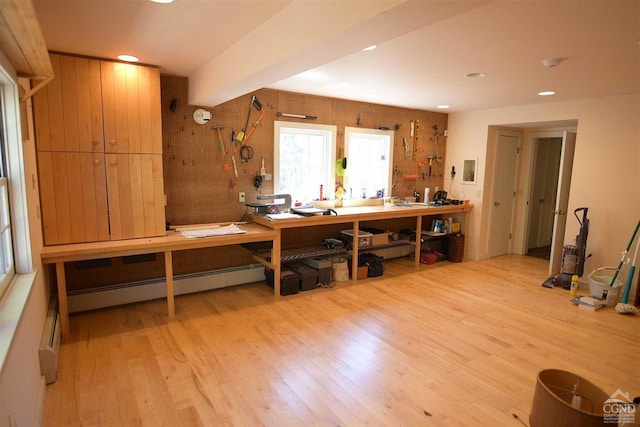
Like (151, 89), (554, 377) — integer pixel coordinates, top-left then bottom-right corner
(486, 129), (521, 257)
(525, 135), (563, 251)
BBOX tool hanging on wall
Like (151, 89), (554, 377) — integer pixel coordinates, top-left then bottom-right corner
(277, 112), (317, 120)
(240, 145), (254, 163)
(403, 137), (411, 158)
(212, 125), (226, 155)
(428, 156), (433, 178)
(236, 95), (264, 145)
(431, 124), (444, 163)
(413, 119), (420, 160)
(231, 155), (239, 178)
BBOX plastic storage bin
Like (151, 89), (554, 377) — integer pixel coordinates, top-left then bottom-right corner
(265, 267), (299, 295)
(301, 257), (332, 285)
(286, 262), (318, 291)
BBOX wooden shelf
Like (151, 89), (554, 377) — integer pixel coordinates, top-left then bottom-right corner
(254, 239), (413, 263)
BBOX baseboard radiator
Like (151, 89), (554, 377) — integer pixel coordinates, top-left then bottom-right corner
(67, 264), (266, 313)
(39, 298), (61, 384)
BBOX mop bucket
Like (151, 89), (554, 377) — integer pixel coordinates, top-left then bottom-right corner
(588, 267), (624, 306)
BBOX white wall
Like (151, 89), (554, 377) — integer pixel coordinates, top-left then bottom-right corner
(447, 93), (640, 299)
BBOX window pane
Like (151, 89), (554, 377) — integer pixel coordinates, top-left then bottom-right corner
(275, 122), (336, 203)
(344, 128), (393, 198)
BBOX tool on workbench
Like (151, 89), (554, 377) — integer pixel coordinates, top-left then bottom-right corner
(212, 125), (226, 155)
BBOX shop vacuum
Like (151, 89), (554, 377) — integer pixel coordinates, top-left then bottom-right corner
(542, 207), (592, 289)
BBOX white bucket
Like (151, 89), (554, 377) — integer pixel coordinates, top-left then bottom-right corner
(587, 268), (623, 306)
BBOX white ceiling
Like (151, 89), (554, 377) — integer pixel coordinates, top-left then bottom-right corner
(33, 0), (639, 113)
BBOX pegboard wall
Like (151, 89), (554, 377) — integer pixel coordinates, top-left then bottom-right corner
(161, 75), (449, 226)
(63, 76), (449, 292)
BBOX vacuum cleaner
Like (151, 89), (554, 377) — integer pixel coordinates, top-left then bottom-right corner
(543, 207), (591, 289)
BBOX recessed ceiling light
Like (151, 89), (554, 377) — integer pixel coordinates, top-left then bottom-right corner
(117, 54), (139, 63)
(362, 45), (377, 52)
(437, 105), (450, 109)
(150, 0), (174, 3)
(466, 72), (487, 78)
(538, 91), (556, 96)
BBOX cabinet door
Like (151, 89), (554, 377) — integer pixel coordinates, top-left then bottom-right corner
(102, 62), (162, 154)
(37, 152), (109, 244)
(106, 153), (165, 240)
(33, 54), (104, 152)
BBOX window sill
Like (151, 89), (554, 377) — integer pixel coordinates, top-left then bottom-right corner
(0, 271), (37, 376)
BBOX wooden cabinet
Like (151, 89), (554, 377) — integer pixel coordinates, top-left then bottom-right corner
(34, 53), (165, 245)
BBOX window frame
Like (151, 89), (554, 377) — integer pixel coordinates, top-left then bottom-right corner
(0, 65), (32, 301)
(274, 121), (336, 203)
(343, 126), (394, 198)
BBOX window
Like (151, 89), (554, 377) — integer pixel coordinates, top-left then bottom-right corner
(0, 88), (14, 298)
(274, 121), (336, 203)
(344, 127), (393, 198)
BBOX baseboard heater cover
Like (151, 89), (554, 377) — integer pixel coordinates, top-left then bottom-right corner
(67, 264), (266, 313)
(39, 298), (61, 384)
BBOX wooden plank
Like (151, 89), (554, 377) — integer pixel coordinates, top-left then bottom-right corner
(125, 64), (141, 153)
(148, 68), (162, 154)
(105, 153), (122, 240)
(74, 57), (93, 152)
(115, 153), (134, 239)
(140, 154), (157, 237)
(47, 54), (65, 152)
(59, 55), (79, 152)
(32, 76), (51, 151)
(55, 262), (70, 336)
(137, 66), (152, 153)
(79, 152), (99, 242)
(164, 251), (175, 319)
(51, 152), (72, 243)
(127, 154), (145, 238)
(66, 152), (85, 242)
(113, 62), (129, 153)
(40, 222), (277, 263)
(101, 61), (117, 153)
(0, 0), (53, 79)
(151, 154), (166, 235)
(89, 59), (104, 152)
(37, 151), (59, 244)
(92, 153), (110, 241)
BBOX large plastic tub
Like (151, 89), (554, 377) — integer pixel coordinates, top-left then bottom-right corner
(588, 267), (623, 306)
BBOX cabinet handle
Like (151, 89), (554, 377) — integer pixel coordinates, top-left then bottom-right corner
(109, 140), (116, 146)
(92, 139), (99, 146)
(93, 159), (100, 166)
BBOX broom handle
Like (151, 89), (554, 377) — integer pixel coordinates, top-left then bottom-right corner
(620, 232), (640, 303)
(611, 219), (640, 286)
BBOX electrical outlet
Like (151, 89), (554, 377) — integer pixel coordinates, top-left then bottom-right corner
(238, 192), (246, 203)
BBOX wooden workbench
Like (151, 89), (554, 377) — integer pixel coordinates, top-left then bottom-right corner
(41, 222), (279, 335)
(252, 203), (472, 278)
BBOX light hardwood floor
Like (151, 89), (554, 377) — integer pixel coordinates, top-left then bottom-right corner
(42, 255), (639, 426)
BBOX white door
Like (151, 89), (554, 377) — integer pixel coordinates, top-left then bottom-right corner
(488, 132), (520, 257)
(549, 131), (577, 274)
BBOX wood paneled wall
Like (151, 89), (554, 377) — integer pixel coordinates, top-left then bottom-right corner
(63, 75), (448, 292)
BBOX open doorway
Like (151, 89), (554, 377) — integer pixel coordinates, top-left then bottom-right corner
(525, 137), (562, 260)
(484, 122), (577, 270)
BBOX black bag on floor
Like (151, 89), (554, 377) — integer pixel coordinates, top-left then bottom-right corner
(358, 253), (384, 277)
